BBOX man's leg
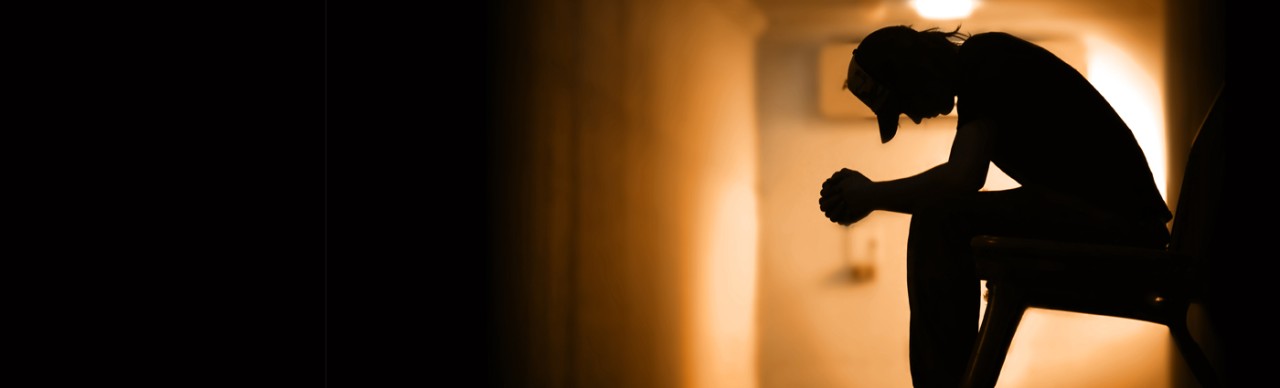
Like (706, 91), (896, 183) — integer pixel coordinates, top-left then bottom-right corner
(903, 187), (1170, 387)
(906, 195), (982, 388)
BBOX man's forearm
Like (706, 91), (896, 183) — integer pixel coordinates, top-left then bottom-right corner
(864, 162), (982, 214)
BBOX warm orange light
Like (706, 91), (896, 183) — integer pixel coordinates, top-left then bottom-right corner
(998, 309), (1172, 387)
(911, 0), (976, 20)
(691, 183), (759, 388)
(1085, 35), (1168, 203)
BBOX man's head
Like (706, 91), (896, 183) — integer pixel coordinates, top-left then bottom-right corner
(847, 25), (966, 143)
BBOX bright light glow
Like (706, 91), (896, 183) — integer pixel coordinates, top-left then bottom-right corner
(997, 309), (1171, 387)
(682, 17), (760, 387)
(691, 183), (759, 388)
(1085, 36), (1168, 203)
(911, 0), (976, 20)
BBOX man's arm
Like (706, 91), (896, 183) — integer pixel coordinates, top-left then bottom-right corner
(820, 118), (995, 224)
(867, 118), (994, 213)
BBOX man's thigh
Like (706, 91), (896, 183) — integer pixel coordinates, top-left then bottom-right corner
(929, 187), (1165, 247)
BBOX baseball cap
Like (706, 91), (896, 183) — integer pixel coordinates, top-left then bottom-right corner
(847, 25), (928, 143)
(847, 51), (899, 143)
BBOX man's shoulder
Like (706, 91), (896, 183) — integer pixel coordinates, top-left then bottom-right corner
(960, 32), (1058, 71)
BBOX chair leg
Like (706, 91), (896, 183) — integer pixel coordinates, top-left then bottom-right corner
(962, 283), (1027, 388)
(1168, 311), (1220, 388)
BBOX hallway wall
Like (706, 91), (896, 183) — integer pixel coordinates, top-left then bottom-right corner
(487, 1), (766, 387)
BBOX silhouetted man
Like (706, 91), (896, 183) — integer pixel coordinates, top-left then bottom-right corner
(817, 25), (1171, 387)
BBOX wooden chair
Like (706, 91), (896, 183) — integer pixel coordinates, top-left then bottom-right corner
(961, 86), (1225, 388)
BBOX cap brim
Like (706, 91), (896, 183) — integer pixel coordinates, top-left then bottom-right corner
(878, 113), (899, 143)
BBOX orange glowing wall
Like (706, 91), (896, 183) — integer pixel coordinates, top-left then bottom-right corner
(487, 1), (766, 387)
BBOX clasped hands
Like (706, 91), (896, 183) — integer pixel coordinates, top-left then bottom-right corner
(819, 168), (874, 226)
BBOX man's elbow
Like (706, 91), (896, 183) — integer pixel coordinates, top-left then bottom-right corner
(957, 175), (985, 192)
(939, 168), (986, 193)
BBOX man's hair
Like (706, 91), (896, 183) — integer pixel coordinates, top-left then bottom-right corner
(919, 26), (970, 48)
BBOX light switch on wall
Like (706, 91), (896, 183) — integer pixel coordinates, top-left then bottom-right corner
(841, 219), (881, 283)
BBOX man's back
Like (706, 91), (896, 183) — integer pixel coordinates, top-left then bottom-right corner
(956, 32), (1172, 228)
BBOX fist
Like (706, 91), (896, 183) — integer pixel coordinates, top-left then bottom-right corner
(819, 168), (873, 226)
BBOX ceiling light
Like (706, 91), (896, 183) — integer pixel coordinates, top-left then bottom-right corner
(912, 0), (976, 20)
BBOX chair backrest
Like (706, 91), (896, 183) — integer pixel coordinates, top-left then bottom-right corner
(1168, 86), (1225, 271)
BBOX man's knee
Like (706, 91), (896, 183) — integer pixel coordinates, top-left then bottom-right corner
(909, 196), (971, 236)
(907, 196), (979, 272)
